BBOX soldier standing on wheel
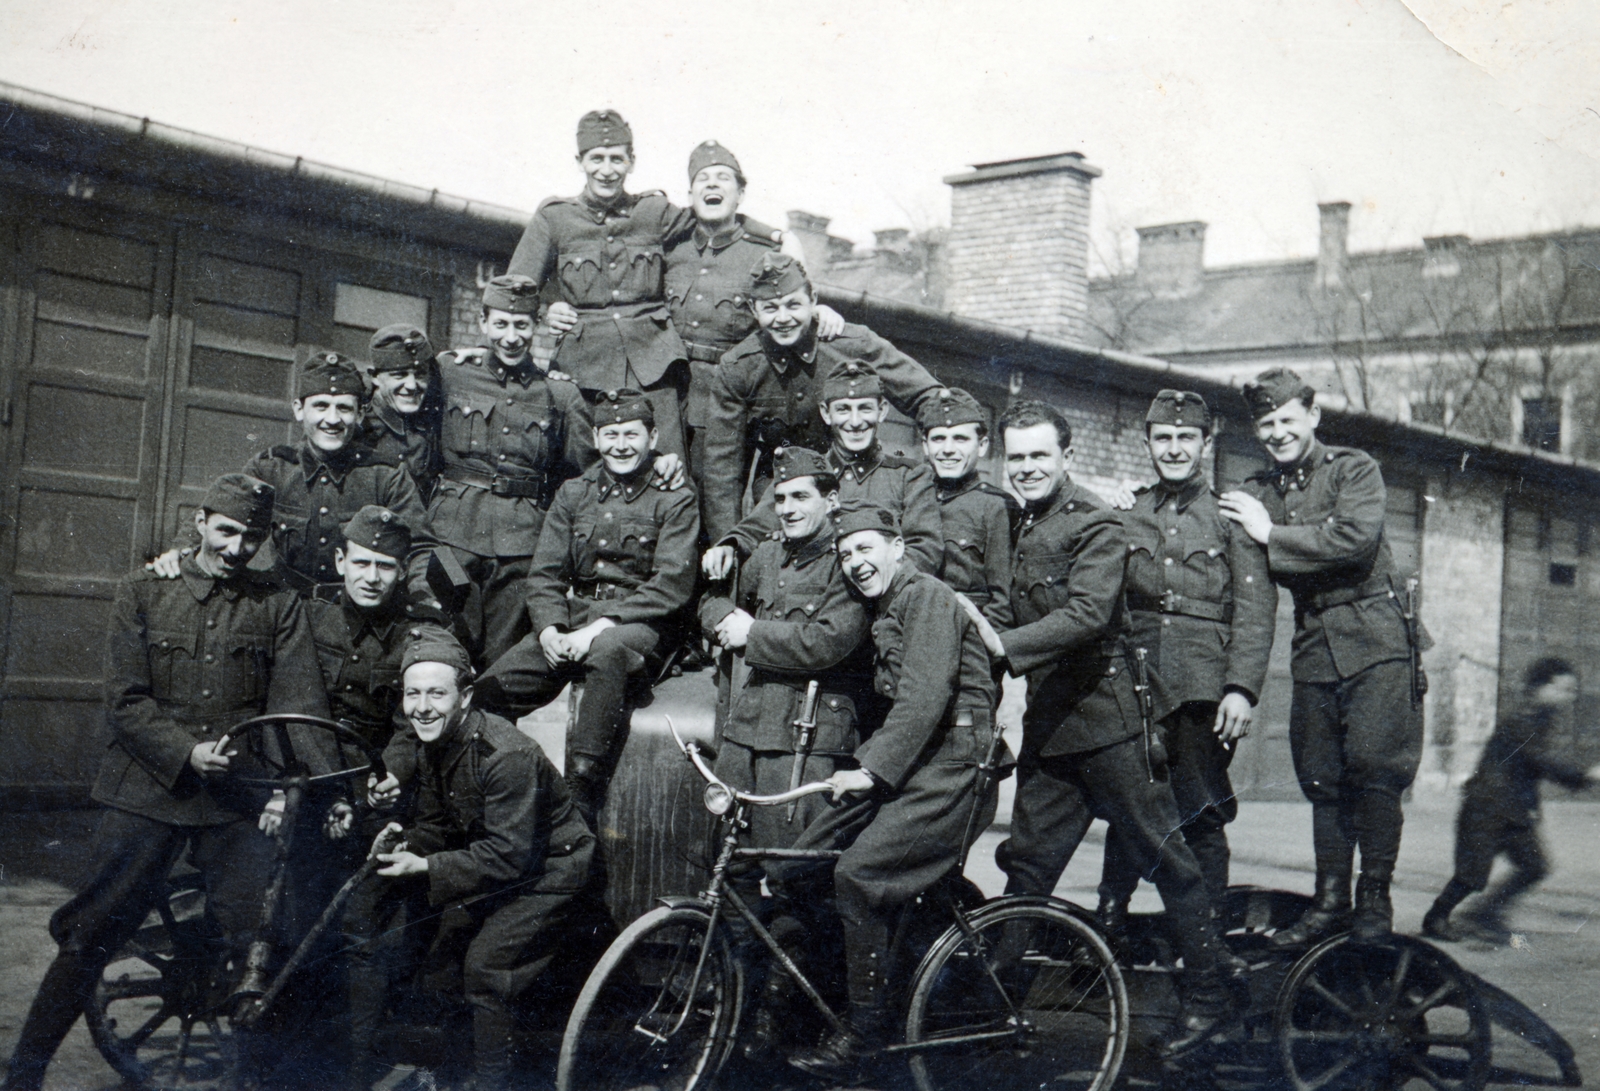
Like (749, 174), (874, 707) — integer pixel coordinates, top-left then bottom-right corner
(770, 503), (1002, 1079)
(1098, 391), (1276, 970)
(1218, 368), (1426, 944)
(958, 399), (1238, 1057)
(1, 475), (333, 1091)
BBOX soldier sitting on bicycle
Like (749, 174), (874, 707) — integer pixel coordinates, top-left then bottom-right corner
(359, 631), (599, 1091)
(2, 474), (336, 1091)
(769, 503), (1005, 1079)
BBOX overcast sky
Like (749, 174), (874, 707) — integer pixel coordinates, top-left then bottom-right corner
(4, 0), (1599, 271)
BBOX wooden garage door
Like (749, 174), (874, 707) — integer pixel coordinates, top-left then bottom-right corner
(0, 216), (174, 806)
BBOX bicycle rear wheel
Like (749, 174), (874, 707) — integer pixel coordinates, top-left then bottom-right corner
(904, 897), (1129, 1091)
(556, 904), (742, 1091)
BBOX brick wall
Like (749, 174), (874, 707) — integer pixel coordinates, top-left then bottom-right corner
(943, 154), (1101, 342)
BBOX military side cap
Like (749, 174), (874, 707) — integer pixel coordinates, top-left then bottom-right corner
(834, 502), (901, 542)
(577, 109), (632, 154)
(300, 351), (364, 398)
(771, 445), (831, 486)
(482, 274), (540, 315)
(1242, 368), (1315, 420)
(918, 387), (987, 432)
(594, 388), (654, 428)
(822, 359), (882, 403)
(748, 252), (810, 301)
(401, 630), (474, 678)
(202, 473), (275, 531)
(340, 505), (412, 560)
(688, 140), (743, 182)
(369, 324), (433, 372)
(1145, 389), (1212, 430)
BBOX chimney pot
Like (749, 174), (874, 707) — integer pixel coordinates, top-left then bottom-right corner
(1134, 221), (1207, 298)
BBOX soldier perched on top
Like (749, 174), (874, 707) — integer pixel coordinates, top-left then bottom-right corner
(1218, 367), (1429, 943)
(1099, 390), (1276, 969)
(473, 389), (700, 825)
(700, 252), (946, 542)
(508, 110), (696, 460)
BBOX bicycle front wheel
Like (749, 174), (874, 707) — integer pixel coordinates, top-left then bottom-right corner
(556, 904), (742, 1091)
(904, 898), (1129, 1091)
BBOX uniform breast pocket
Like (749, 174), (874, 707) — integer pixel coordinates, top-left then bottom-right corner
(1182, 538), (1229, 603)
(225, 634), (272, 706)
(272, 508), (308, 553)
(1023, 550), (1075, 611)
(571, 519), (601, 579)
(369, 667), (401, 700)
(559, 249), (605, 301)
(314, 642), (346, 690)
(147, 630), (196, 697)
(447, 396), (496, 456)
(615, 520), (660, 575)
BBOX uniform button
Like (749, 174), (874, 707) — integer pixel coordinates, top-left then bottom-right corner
(345, 683), (353, 690)
(1168, 527), (1177, 535)
(604, 512), (612, 519)
(206, 620), (216, 629)
(691, 320), (700, 328)
(201, 688), (212, 698)
(609, 262), (617, 269)
(695, 293), (704, 301)
(778, 580), (785, 587)
(499, 454), (508, 461)
(1107, 666), (1117, 676)
(1163, 618), (1171, 626)
(611, 290), (620, 297)
(958, 538), (968, 546)
(202, 726), (211, 734)
(506, 398), (514, 405)
(700, 268), (709, 275)
(204, 653), (215, 663)
(796, 392), (804, 399)
(1164, 557), (1174, 566)
(319, 506), (329, 515)
(1289, 511), (1297, 519)
(350, 654), (360, 662)
(502, 426), (510, 434)
(606, 235), (613, 242)
(598, 539), (607, 546)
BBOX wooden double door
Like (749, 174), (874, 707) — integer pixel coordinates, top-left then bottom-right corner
(0, 203), (450, 806)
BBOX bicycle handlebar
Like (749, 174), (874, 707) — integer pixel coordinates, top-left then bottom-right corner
(665, 715), (835, 810)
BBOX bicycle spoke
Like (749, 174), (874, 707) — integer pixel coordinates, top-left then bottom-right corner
(1287, 1028), (1359, 1044)
(101, 976), (165, 1003)
(1402, 1052), (1456, 1091)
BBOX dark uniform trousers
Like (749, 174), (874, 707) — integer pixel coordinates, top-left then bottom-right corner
(475, 464), (699, 768)
(1243, 440), (1424, 883)
(1100, 478), (1274, 913)
(428, 349), (588, 671)
(6, 561), (331, 1091)
(345, 710), (597, 1089)
(507, 189), (698, 461)
(770, 569), (999, 1029)
(992, 484), (1221, 981)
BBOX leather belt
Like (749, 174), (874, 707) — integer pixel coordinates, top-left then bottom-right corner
(442, 469), (548, 499)
(1127, 590), (1231, 623)
(682, 341), (726, 364)
(574, 582), (630, 602)
(1299, 578), (1395, 615)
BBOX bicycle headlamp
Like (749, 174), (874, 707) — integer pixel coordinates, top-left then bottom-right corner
(704, 781), (735, 815)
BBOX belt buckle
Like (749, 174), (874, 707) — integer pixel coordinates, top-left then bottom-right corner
(1160, 589), (1180, 613)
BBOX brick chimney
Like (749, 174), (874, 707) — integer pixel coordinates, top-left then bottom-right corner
(873, 228), (913, 271)
(1134, 221), (1207, 298)
(942, 152), (1102, 339)
(787, 210), (834, 278)
(1316, 202), (1351, 290)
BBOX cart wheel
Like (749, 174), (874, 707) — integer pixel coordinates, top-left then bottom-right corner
(84, 881), (236, 1088)
(1221, 886), (1316, 938)
(1273, 934), (1490, 1091)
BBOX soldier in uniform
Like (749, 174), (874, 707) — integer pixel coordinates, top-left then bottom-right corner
(507, 110), (696, 461)
(704, 358), (943, 577)
(772, 504), (1000, 1077)
(364, 632), (597, 1091)
(362, 324), (442, 499)
(1218, 368), (1425, 942)
(663, 140), (845, 490)
(428, 274), (592, 672)
(700, 253), (946, 542)
(153, 353), (437, 599)
(2, 475), (333, 1091)
(918, 386), (1017, 627)
(960, 400), (1236, 1056)
(473, 390), (700, 824)
(1098, 391), (1276, 965)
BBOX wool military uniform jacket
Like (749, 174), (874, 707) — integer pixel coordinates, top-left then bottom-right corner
(359, 394), (441, 500)
(997, 481), (1142, 758)
(1124, 476), (1276, 718)
(856, 568), (999, 792)
(402, 708), (595, 907)
(429, 349), (591, 559)
(936, 473), (1018, 628)
(701, 323), (944, 540)
(506, 190), (697, 391)
(723, 444), (944, 576)
(526, 464), (701, 635)
(699, 527), (871, 756)
(95, 557), (333, 826)
(1239, 440), (1415, 683)
(665, 215), (784, 429)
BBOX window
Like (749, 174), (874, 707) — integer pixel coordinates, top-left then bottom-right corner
(1522, 397), (1561, 452)
(330, 283), (430, 362)
(1550, 563), (1577, 586)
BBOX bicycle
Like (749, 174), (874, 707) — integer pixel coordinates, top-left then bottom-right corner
(556, 715), (1131, 1091)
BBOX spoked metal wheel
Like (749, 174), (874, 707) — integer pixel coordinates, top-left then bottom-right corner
(903, 897), (1130, 1091)
(85, 882), (236, 1088)
(557, 904), (742, 1091)
(1274, 934), (1491, 1091)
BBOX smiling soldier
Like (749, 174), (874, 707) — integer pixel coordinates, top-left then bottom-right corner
(361, 324), (442, 499)
(473, 390), (700, 825)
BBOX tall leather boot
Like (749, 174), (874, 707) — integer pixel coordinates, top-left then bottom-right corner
(564, 753), (608, 831)
(1350, 873), (1394, 942)
(1094, 891), (1131, 958)
(1158, 969), (1243, 1058)
(470, 1006), (517, 1091)
(1271, 865), (1352, 948)
(789, 941), (887, 1078)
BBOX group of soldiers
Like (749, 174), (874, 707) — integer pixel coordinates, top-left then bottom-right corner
(4, 108), (1441, 1091)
